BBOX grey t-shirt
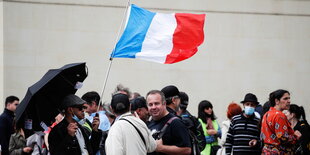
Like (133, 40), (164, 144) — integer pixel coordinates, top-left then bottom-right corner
(76, 128), (89, 155)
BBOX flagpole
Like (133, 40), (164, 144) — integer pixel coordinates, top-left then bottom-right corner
(98, 0), (131, 111)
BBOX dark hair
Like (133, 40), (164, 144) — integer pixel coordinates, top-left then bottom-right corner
(269, 89), (290, 107)
(262, 101), (271, 117)
(179, 92), (189, 110)
(198, 100), (216, 123)
(82, 91), (100, 106)
(130, 97), (147, 111)
(12, 118), (24, 133)
(289, 104), (307, 121)
(5, 96), (19, 106)
(165, 97), (173, 105)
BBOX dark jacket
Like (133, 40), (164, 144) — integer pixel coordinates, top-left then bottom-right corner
(0, 109), (15, 155)
(294, 120), (310, 155)
(48, 119), (102, 155)
(166, 107), (177, 116)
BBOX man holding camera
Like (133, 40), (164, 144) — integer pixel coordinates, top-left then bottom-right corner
(146, 90), (191, 155)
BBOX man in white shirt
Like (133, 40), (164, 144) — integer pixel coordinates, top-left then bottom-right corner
(105, 93), (157, 155)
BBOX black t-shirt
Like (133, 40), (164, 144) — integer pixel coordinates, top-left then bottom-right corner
(148, 113), (191, 155)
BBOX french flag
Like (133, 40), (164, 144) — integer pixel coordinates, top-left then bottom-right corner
(111, 4), (206, 64)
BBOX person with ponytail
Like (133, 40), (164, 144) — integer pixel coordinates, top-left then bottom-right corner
(198, 100), (221, 155)
(261, 89), (301, 154)
(284, 104), (310, 154)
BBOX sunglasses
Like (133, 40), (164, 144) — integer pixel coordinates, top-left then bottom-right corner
(73, 105), (87, 111)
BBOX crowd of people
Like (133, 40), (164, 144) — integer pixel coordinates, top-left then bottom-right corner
(0, 84), (309, 155)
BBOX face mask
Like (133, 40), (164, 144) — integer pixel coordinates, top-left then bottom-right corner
(72, 114), (81, 123)
(72, 114), (86, 126)
(78, 118), (86, 126)
(244, 106), (255, 115)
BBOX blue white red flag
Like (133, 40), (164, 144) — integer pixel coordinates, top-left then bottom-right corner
(111, 4), (206, 64)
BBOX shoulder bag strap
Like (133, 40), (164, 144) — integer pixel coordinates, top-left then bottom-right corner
(119, 118), (146, 146)
(157, 116), (179, 139)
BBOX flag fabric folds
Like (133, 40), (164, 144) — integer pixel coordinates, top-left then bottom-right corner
(111, 4), (206, 64)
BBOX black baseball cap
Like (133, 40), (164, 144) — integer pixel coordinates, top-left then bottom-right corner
(111, 93), (130, 110)
(130, 97), (147, 111)
(161, 85), (180, 98)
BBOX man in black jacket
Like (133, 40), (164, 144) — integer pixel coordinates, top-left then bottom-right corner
(0, 96), (19, 155)
(48, 94), (102, 155)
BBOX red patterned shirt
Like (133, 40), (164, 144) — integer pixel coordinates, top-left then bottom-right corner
(261, 107), (297, 152)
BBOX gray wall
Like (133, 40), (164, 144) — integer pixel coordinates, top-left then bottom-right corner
(0, 1), (3, 109)
(2, 0), (310, 123)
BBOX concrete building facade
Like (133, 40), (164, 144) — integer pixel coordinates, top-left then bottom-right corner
(1, 0), (310, 122)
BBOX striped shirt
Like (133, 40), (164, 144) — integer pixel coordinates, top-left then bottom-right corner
(225, 113), (261, 155)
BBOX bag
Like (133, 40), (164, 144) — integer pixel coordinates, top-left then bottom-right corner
(188, 130), (200, 155)
(26, 131), (48, 155)
(210, 145), (221, 155)
(152, 117), (179, 140)
(181, 114), (206, 155)
(152, 115), (206, 155)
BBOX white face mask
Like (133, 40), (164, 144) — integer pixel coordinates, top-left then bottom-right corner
(244, 106), (255, 115)
(74, 82), (83, 89)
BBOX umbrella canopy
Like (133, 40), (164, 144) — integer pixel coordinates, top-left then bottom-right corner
(16, 62), (88, 131)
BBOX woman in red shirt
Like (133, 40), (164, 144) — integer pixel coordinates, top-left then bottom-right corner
(261, 89), (301, 155)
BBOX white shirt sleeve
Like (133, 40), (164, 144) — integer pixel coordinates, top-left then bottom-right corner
(146, 128), (157, 152)
(219, 120), (230, 146)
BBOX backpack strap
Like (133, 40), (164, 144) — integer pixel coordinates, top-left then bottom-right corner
(157, 116), (179, 139)
(119, 118), (146, 146)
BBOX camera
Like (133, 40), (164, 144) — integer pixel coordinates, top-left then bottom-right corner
(152, 131), (163, 140)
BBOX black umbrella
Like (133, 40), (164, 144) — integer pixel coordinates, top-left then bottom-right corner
(16, 62), (88, 131)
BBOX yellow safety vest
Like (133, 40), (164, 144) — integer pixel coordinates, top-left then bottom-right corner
(198, 118), (219, 155)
